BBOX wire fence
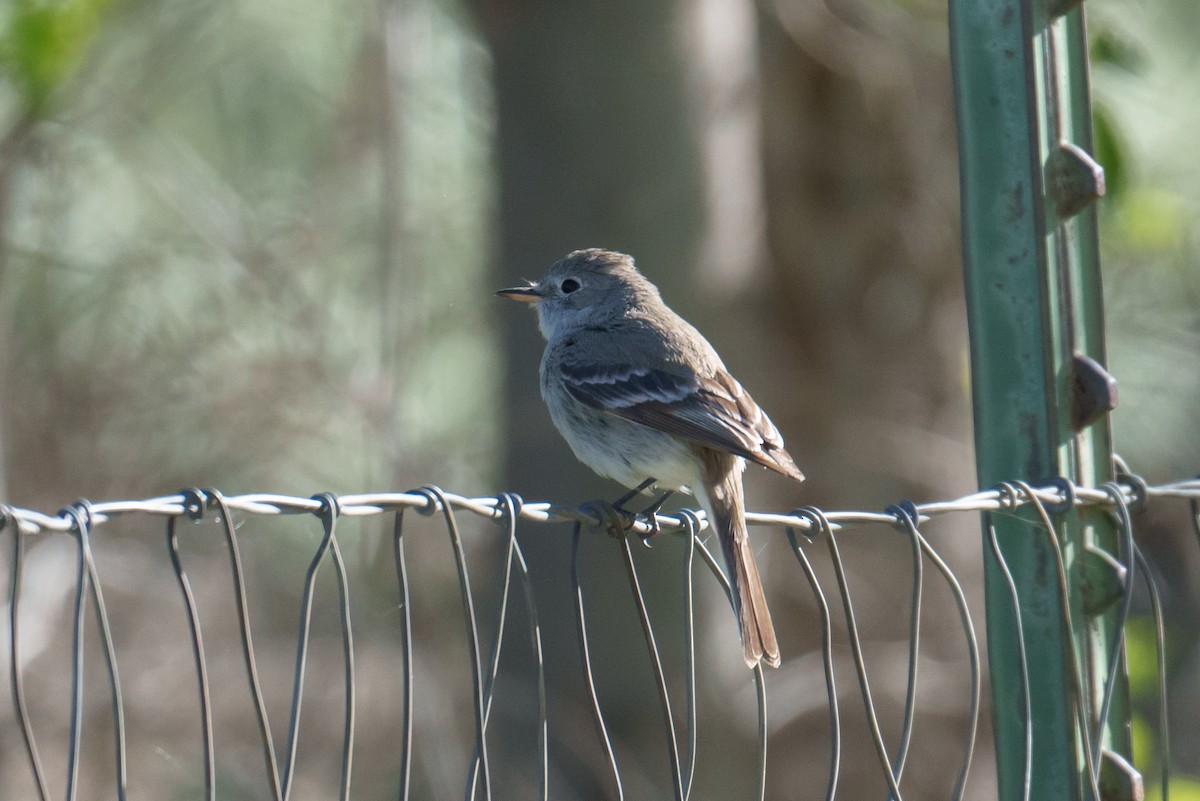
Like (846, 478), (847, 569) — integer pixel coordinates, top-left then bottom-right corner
(2, 468), (1198, 800)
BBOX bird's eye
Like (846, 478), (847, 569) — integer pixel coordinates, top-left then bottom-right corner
(560, 278), (581, 294)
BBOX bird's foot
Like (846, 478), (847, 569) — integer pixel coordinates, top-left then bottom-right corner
(637, 490), (676, 545)
(621, 489), (675, 547)
(583, 482), (676, 544)
(603, 478), (656, 545)
(581, 500), (636, 540)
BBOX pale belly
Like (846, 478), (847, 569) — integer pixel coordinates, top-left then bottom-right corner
(544, 387), (698, 494)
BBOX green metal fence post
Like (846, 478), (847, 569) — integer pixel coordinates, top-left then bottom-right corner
(949, 1), (1138, 800)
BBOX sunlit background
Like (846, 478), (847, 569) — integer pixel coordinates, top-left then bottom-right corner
(1, 0), (1197, 798)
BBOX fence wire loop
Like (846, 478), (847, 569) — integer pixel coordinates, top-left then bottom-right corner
(7, 506), (52, 801)
(984, 483), (1032, 801)
(991, 481), (1022, 511)
(788, 505), (824, 544)
(312, 490), (342, 519)
(62, 502), (90, 801)
(391, 508), (415, 801)
(577, 499), (632, 541)
(1093, 483), (1137, 780)
(60, 499), (93, 532)
(887, 499), (921, 529)
(881, 502), (925, 797)
(467, 492), (520, 799)
(61, 499), (131, 801)
(414, 485), (493, 801)
(784, 508), (841, 801)
(616, 525), (685, 801)
(793, 504), (907, 800)
(1117, 471), (1148, 512)
(279, 491), (357, 801)
(786, 507), (834, 545)
(1010, 480), (1104, 801)
(688, 533), (768, 801)
(570, 521), (624, 801)
(1040, 476), (1077, 515)
(409, 486), (442, 516)
(3, 473), (1198, 800)
(196, 489), (285, 800)
(179, 487), (207, 521)
(675, 507), (701, 535)
(675, 508), (701, 801)
(495, 491), (524, 521)
(489, 492), (549, 801)
(165, 504), (216, 801)
(307, 491), (356, 801)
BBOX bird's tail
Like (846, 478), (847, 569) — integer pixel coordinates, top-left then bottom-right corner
(695, 449), (781, 669)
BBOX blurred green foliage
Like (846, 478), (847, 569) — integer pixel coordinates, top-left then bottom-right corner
(2, 6), (503, 798)
(0, 0), (498, 499)
(1153, 777), (1200, 801)
(2, 0), (110, 114)
(1092, 0), (1200, 482)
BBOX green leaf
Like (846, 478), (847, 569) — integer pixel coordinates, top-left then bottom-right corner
(1090, 26), (1145, 74)
(2, 0), (111, 114)
(1123, 617), (1160, 701)
(1148, 775), (1200, 801)
(1092, 103), (1126, 201)
(1112, 188), (1189, 254)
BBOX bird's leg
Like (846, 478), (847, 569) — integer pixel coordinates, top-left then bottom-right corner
(598, 478), (658, 541)
(595, 479), (672, 542)
(633, 490), (675, 545)
(612, 477), (658, 513)
(642, 490), (675, 517)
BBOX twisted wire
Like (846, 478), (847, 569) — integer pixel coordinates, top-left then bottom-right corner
(5, 477), (1197, 538)
(392, 508), (415, 801)
(571, 521), (624, 801)
(6, 510), (50, 801)
(165, 512), (215, 801)
(1, 474), (1195, 801)
(985, 484), (1032, 801)
(785, 522), (840, 801)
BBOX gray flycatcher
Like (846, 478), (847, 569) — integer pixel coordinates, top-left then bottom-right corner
(497, 248), (804, 668)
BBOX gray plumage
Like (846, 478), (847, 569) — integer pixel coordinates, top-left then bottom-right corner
(498, 248), (804, 668)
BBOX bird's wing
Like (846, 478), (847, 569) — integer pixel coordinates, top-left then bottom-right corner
(558, 360), (804, 481)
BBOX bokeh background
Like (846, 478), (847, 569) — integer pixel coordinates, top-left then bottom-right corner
(1, 0), (1198, 798)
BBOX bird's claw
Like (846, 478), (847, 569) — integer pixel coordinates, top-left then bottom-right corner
(612, 502), (664, 546)
(582, 484), (671, 543)
(632, 488), (673, 546)
(581, 500), (636, 540)
(636, 513), (661, 546)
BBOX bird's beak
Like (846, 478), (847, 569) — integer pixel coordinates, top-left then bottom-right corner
(495, 285), (543, 303)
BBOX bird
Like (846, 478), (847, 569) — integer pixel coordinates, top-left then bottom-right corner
(496, 248), (804, 669)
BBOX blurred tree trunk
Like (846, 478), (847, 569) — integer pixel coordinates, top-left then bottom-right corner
(477, 0), (979, 797)
(753, 2), (980, 798)
(755, 0), (971, 507)
(477, 0), (706, 497)
(0, 117), (37, 501)
(474, 1), (708, 795)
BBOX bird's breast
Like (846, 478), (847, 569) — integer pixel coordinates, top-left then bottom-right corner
(539, 365), (697, 493)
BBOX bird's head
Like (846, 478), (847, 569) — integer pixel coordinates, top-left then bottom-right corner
(496, 249), (661, 341)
